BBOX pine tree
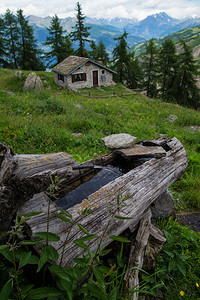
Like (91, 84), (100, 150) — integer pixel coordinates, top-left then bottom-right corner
(17, 9), (44, 70)
(71, 2), (91, 57)
(4, 9), (20, 69)
(96, 40), (109, 65)
(0, 17), (6, 67)
(89, 39), (109, 65)
(112, 30), (130, 83)
(126, 52), (143, 89)
(158, 39), (177, 100)
(89, 40), (98, 60)
(171, 40), (199, 108)
(142, 39), (158, 98)
(43, 14), (74, 67)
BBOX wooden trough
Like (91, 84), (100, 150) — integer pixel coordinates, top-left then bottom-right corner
(0, 137), (188, 297)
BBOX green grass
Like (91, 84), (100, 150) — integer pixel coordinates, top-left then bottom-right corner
(1, 68), (200, 211)
(145, 217), (200, 299)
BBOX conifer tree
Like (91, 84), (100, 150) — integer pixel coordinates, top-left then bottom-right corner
(17, 9), (44, 70)
(126, 52), (143, 89)
(89, 39), (109, 65)
(43, 14), (74, 67)
(71, 2), (91, 57)
(171, 40), (199, 108)
(89, 40), (98, 60)
(158, 39), (177, 100)
(112, 30), (130, 83)
(0, 17), (6, 67)
(97, 40), (109, 65)
(142, 39), (158, 98)
(4, 9), (20, 69)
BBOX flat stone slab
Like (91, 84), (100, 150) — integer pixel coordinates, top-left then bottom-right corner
(102, 133), (137, 149)
(114, 144), (166, 158)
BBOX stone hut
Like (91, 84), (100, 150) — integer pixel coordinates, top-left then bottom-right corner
(52, 55), (117, 90)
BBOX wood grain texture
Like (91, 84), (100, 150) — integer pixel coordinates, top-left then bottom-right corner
(19, 137), (188, 266)
(124, 209), (152, 300)
(0, 141), (114, 232)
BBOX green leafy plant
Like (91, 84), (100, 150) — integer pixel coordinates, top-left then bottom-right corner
(147, 217), (200, 299)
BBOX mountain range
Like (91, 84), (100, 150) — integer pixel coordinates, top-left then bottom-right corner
(26, 12), (200, 55)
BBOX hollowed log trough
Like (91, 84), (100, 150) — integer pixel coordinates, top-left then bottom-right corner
(0, 137), (188, 269)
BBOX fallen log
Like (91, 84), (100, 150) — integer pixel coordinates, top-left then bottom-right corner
(16, 137), (188, 267)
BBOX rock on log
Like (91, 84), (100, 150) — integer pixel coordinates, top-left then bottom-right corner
(19, 137), (187, 266)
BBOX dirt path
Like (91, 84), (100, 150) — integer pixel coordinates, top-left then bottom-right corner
(176, 213), (200, 232)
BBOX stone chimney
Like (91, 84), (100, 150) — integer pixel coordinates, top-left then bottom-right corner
(98, 57), (103, 65)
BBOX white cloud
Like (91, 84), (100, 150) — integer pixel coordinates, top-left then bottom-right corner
(1, 0), (200, 20)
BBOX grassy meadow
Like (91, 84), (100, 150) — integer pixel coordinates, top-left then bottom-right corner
(0, 69), (200, 299)
(1, 68), (200, 212)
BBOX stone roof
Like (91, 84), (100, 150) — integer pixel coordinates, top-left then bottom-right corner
(52, 55), (117, 75)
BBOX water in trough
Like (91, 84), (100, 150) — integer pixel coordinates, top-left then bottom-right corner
(55, 165), (123, 210)
(55, 156), (152, 211)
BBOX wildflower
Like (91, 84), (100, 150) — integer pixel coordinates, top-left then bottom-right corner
(180, 291), (184, 296)
(196, 283), (199, 288)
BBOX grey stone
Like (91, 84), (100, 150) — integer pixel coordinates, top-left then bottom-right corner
(14, 71), (23, 78)
(102, 133), (137, 149)
(114, 144), (166, 158)
(43, 80), (49, 86)
(75, 104), (83, 109)
(168, 115), (178, 123)
(1, 90), (15, 96)
(151, 190), (175, 218)
(23, 73), (43, 91)
(185, 125), (200, 133)
(72, 133), (83, 138)
(7, 91), (15, 96)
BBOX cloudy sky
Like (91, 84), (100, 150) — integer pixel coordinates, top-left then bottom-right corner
(1, 0), (200, 20)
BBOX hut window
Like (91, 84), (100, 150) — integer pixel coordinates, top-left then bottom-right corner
(58, 74), (64, 82)
(101, 70), (106, 81)
(72, 73), (86, 83)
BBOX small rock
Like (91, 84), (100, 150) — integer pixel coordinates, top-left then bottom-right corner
(7, 91), (15, 96)
(102, 133), (137, 150)
(168, 115), (178, 123)
(43, 80), (49, 86)
(23, 73), (43, 91)
(1, 90), (15, 96)
(72, 133), (83, 138)
(75, 104), (82, 109)
(185, 125), (200, 133)
(14, 71), (23, 78)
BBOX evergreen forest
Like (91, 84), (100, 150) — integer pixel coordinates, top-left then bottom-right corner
(0, 3), (200, 109)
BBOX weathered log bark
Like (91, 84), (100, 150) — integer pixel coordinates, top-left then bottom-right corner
(18, 137), (187, 267)
(0, 141), (114, 232)
(124, 215), (166, 300)
(124, 209), (152, 300)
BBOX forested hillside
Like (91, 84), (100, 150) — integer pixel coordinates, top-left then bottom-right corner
(134, 24), (200, 58)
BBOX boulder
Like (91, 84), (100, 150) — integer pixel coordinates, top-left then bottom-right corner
(23, 73), (43, 91)
(151, 190), (175, 218)
(102, 133), (137, 150)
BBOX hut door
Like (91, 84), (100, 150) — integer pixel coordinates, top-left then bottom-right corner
(93, 71), (98, 86)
